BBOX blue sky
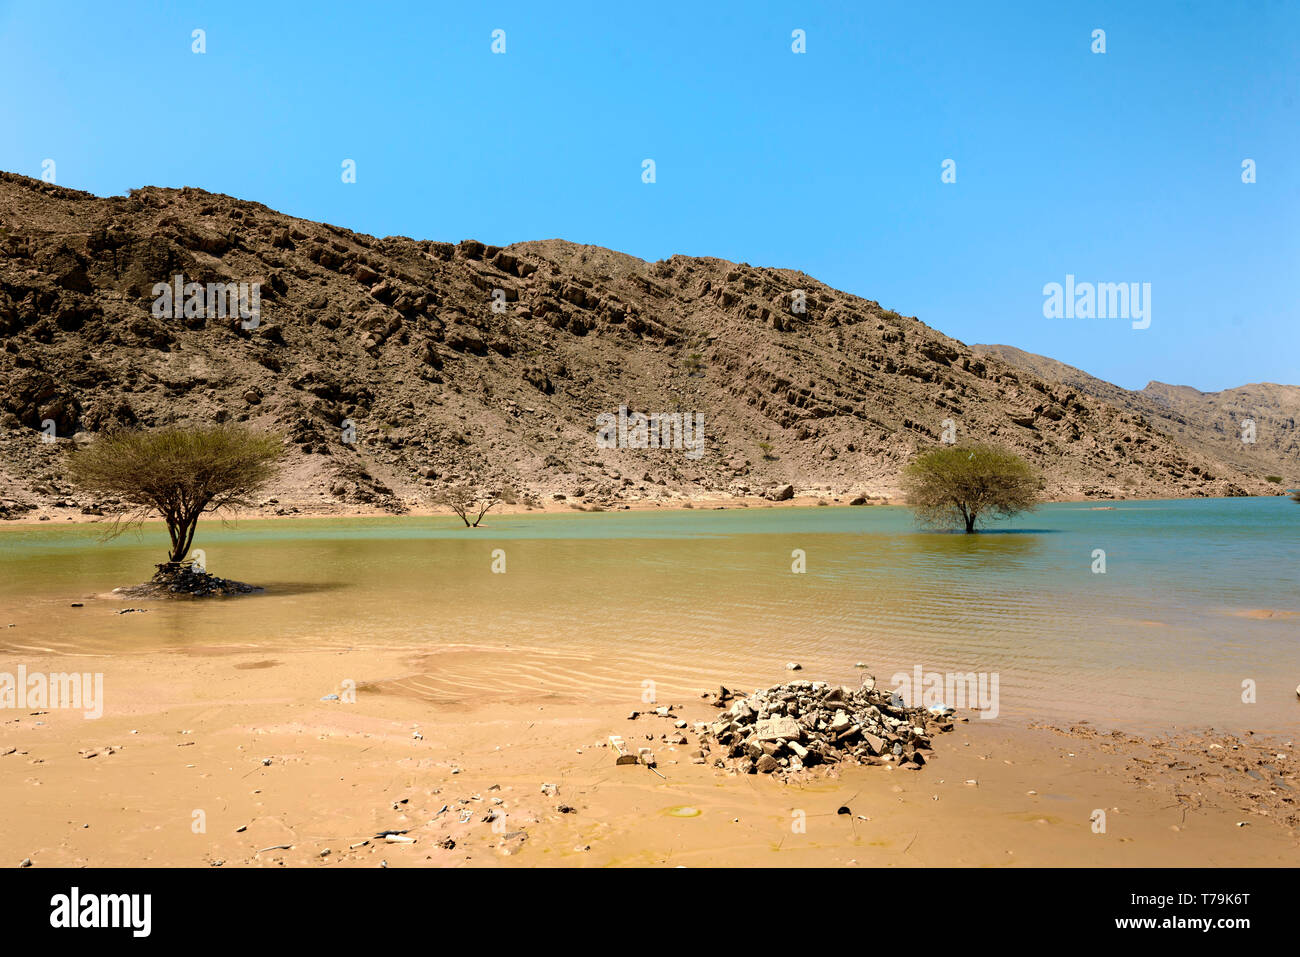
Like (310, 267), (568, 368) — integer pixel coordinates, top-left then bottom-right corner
(1, 0), (1296, 391)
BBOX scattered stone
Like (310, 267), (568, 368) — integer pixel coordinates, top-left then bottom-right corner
(768, 484), (795, 502)
(610, 734), (639, 765)
(786, 662), (802, 671)
(19, 858), (31, 868)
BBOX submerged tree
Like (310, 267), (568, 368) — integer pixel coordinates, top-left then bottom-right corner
(66, 425), (285, 565)
(432, 483), (501, 528)
(902, 443), (1039, 533)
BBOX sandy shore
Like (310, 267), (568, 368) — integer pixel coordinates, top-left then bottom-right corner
(2, 493), (860, 526)
(2, 489), (1261, 527)
(2, 640), (1295, 868)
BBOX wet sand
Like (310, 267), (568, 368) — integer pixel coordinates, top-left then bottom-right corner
(2, 641), (1295, 868)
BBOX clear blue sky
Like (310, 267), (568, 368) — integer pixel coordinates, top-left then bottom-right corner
(1, 0), (1296, 391)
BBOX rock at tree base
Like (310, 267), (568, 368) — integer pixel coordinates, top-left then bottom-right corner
(111, 563), (263, 599)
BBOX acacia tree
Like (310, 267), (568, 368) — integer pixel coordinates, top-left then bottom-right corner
(432, 483), (501, 528)
(66, 425), (285, 566)
(901, 443), (1039, 533)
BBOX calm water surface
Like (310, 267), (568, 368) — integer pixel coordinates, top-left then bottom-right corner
(0, 498), (1296, 734)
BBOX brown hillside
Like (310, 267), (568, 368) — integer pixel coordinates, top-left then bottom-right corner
(973, 344), (1298, 486)
(0, 171), (1286, 518)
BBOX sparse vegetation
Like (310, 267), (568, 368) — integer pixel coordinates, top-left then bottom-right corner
(758, 440), (775, 460)
(1265, 475), (1282, 484)
(433, 483), (501, 527)
(902, 443), (1039, 534)
(66, 425), (285, 564)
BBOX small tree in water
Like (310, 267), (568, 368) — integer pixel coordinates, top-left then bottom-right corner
(432, 483), (501, 528)
(66, 425), (285, 566)
(902, 443), (1039, 533)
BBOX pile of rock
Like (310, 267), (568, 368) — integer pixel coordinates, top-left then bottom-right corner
(111, 563), (263, 599)
(693, 678), (954, 775)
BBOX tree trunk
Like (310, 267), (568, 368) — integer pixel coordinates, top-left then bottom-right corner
(964, 513), (977, 534)
(169, 516), (199, 563)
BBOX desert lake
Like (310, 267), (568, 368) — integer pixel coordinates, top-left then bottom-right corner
(1, 497), (1296, 735)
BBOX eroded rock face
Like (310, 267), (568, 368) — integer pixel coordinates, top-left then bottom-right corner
(696, 678), (955, 777)
(0, 170), (1286, 516)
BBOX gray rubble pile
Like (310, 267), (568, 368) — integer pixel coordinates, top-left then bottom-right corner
(111, 563), (263, 599)
(692, 677), (955, 775)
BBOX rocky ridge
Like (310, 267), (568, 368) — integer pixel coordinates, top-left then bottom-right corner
(0, 171), (1291, 519)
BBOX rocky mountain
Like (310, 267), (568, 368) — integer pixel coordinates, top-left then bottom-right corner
(973, 344), (1298, 486)
(0, 170), (1291, 520)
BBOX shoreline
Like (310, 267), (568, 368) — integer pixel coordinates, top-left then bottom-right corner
(1, 643), (1294, 867)
(1, 498), (1294, 867)
(0, 490), (1291, 528)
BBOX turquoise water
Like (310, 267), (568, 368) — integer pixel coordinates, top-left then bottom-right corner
(0, 498), (1296, 733)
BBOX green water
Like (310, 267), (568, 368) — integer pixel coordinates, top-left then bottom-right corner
(0, 498), (1296, 733)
